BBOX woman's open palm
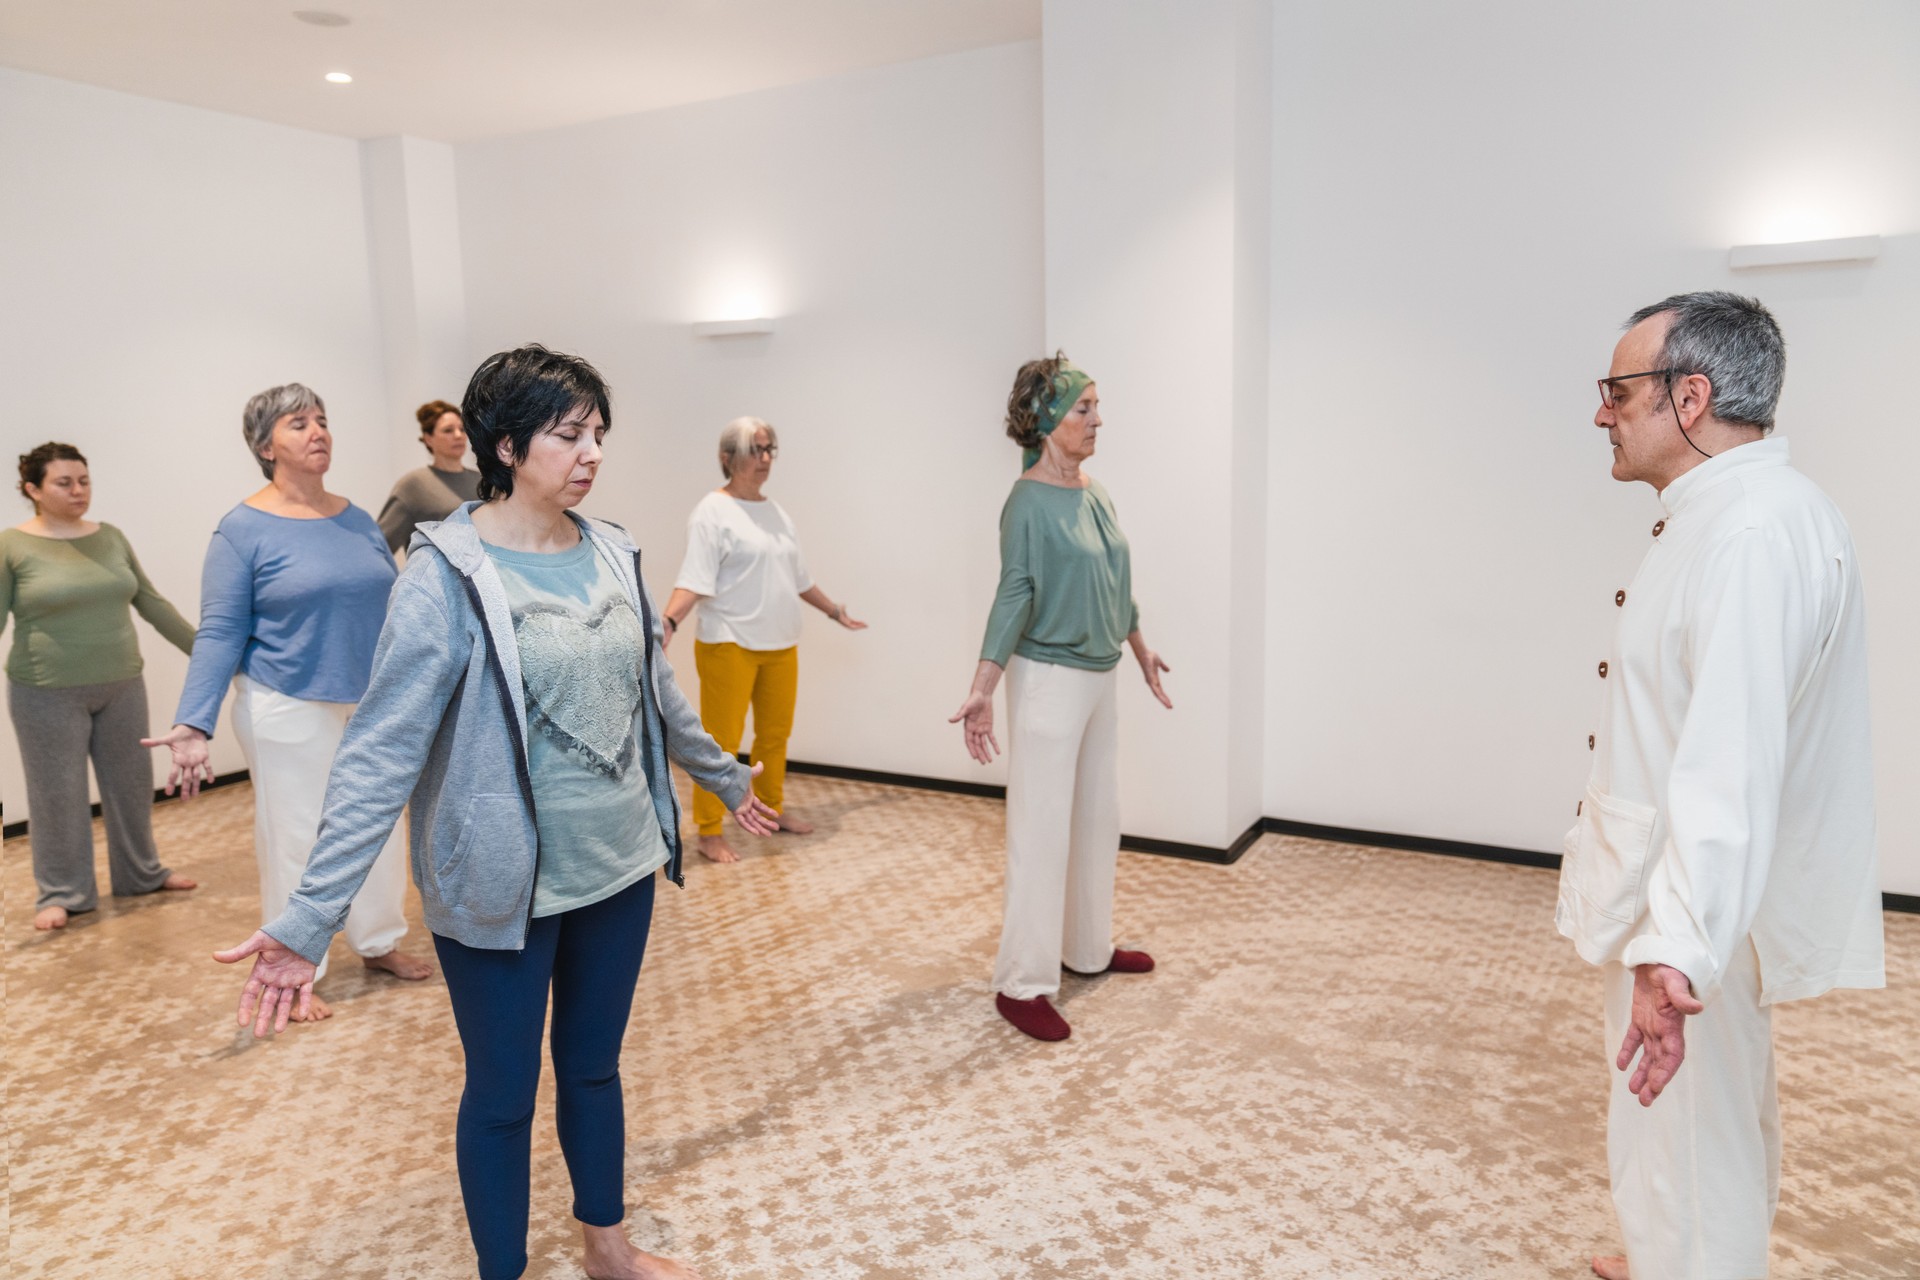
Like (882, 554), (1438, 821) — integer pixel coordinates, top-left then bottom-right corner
(214, 930), (319, 1036)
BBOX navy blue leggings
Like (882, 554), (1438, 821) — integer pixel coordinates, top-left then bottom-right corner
(433, 873), (656, 1280)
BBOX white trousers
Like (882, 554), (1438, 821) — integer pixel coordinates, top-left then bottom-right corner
(1605, 938), (1779, 1280)
(993, 656), (1120, 1000)
(230, 675), (410, 982)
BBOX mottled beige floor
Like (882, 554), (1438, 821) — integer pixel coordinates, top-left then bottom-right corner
(3, 775), (1916, 1279)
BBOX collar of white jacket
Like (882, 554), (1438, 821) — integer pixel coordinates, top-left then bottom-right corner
(1657, 435), (1792, 517)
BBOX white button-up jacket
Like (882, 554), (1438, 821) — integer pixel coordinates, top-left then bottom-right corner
(1557, 437), (1885, 1006)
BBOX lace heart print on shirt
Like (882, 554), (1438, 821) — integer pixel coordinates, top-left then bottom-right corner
(511, 596), (646, 778)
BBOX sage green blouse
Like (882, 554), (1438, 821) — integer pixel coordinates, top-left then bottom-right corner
(980, 478), (1140, 673)
(0, 525), (196, 688)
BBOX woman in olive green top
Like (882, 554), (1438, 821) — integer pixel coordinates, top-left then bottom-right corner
(2, 443), (198, 930)
(950, 355), (1173, 1043)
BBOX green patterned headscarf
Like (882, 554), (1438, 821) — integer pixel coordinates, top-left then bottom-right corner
(1022, 362), (1094, 470)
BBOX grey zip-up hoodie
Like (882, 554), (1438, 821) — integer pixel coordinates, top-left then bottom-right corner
(262, 502), (751, 964)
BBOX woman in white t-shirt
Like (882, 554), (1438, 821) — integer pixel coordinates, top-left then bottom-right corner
(663, 417), (867, 863)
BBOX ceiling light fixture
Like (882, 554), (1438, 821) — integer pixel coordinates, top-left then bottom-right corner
(325, 71), (353, 84)
(293, 10), (352, 26)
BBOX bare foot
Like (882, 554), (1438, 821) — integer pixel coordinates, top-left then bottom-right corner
(582, 1223), (704, 1280)
(161, 873), (198, 891)
(1591, 1256), (1629, 1280)
(697, 834), (739, 864)
(33, 905), (69, 931)
(362, 950), (435, 980)
(289, 994), (334, 1022)
(774, 811), (814, 835)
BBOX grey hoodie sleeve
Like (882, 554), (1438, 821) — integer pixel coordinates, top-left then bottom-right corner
(262, 569), (467, 964)
(639, 578), (752, 811)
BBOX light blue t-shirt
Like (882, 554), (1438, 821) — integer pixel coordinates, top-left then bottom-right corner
(484, 536), (668, 917)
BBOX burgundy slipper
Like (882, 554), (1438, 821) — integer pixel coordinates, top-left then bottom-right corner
(995, 993), (1071, 1041)
(1065, 948), (1156, 976)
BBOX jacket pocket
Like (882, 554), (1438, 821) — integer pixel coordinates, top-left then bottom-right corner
(1568, 783), (1658, 925)
(433, 793), (533, 923)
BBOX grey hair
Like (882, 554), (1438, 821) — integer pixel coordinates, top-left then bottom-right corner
(717, 416), (777, 478)
(1625, 291), (1785, 432)
(241, 383), (325, 479)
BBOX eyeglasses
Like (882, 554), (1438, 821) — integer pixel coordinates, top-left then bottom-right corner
(1596, 368), (1677, 409)
(749, 444), (778, 460)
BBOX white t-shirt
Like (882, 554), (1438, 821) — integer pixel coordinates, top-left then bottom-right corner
(674, 491), (813, 651)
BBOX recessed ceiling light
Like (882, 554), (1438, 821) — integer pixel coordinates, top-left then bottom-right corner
(294, 10), (352, 26)
(325, 71), (353, 84)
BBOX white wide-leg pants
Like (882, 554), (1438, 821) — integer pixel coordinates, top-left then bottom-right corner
(231, 675), (410, 982)
(993, 655), (1120, 1001)
(1605, 937), (1779, 1280)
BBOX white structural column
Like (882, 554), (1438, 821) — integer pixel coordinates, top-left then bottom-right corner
(1041, 0), (1271, 850)
(359, 135), (471, 474)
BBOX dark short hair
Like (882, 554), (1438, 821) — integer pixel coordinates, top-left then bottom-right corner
(17, 442), (87, 502)
(1626, 292), (1785, 432)
(461, 346), (612, 501)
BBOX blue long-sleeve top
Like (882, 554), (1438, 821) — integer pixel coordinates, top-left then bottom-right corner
(174, 503), (397, 736)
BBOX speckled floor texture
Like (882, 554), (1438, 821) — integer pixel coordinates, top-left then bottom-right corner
(4, 773), (1916, 1279)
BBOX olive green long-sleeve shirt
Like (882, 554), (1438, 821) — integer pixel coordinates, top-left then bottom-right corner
(980, 478), (1139, 673)
(0, 525), (196, 688)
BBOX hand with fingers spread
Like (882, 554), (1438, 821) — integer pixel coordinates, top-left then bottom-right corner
(142, 723), (216, 798)
(731, 761), (782, 836)
(215, 929), (319, 1036)
(1616, 962), (1704, 1106)
(950, 660), (1003, 765)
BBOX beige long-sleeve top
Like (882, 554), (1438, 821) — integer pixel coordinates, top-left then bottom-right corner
(1557, 438), (1884, 1007)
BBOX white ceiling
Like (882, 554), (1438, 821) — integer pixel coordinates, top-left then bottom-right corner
(0, 0), (1041, 142)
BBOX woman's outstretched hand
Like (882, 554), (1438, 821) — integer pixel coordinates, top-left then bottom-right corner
(141, 724), (215, 798)
(950, 690), (999, 764)
(214, 930), (319, 1036)
(1137, 649), (1173, 709)
(732, 761), (782, 835)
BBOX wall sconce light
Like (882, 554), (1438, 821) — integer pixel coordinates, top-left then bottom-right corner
(692, 318), (777, 337)
(1729, 235), (1880, 270)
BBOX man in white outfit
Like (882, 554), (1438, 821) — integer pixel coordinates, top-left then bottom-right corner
(1560, 292), (1885, 1280)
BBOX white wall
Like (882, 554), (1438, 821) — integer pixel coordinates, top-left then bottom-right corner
(0, 69), (394, 822)
(453, 42), (1045, 791)
(1039, 0), (1271, 848)
(1264, 1), (1920, 892)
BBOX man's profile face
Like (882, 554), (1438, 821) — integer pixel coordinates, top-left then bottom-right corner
(1596, 314), (1676, 487)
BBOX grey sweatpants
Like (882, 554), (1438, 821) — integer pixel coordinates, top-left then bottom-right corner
(7, 676), (172, 913)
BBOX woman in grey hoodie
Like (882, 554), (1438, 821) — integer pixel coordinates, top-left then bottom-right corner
(213, 346), (777, 1280)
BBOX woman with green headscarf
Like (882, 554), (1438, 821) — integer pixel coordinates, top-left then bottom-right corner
(949, 352), (1174, 1043)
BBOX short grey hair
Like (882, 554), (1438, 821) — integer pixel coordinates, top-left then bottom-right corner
(717, 416), (777, 478)
(1625, 291), (1785, 432)
(241, 383), (325, 479)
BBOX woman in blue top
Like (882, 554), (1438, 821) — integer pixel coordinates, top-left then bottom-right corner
(145, 383), (433, 1019)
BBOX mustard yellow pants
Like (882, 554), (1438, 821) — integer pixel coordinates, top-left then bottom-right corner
(692, 641), (798, 835)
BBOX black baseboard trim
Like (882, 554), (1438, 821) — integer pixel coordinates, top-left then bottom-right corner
(1887, 892), (1920, 915)
(3, 768), (252, 841)
(1261, 817), (1562, 871)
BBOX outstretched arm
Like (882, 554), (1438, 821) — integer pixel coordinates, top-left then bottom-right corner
(800, 585), (867, 631)
(950, 660), (1004, 765)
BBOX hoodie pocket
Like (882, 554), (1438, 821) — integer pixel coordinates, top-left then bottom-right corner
(434, 793), (533, 923)
(1568, 783), (1658, 925)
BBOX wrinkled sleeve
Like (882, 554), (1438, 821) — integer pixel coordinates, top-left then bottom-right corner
(120, 529), (197, 655)
(674, 503), (724, 596)
(1621, 529), (1821, 1004)
(174, 530), (254, 737)
(980, 493), (1035, 667)
(262, 572), (466, 963)
(639, 575), (750, 808)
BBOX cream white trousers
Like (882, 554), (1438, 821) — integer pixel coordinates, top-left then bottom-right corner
(231, 675), (409, 981)
(993, 656), (1120, 1000)
(1605, 938), (1779, 1280)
